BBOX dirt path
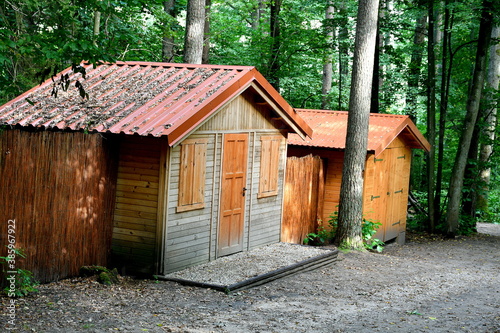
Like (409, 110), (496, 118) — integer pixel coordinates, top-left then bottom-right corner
(2, 225), (500, 332)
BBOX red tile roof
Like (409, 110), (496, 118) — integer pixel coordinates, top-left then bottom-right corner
(0, 61), (311, 146)
(288, 109), (430, 156)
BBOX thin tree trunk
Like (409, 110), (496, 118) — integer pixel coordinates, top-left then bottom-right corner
(445, 0), (493, 236)
(370, 21), (381, 113)
(184, 0), (205, 64)
(433, 0), (452, 224)
(406, 10), (427, 121)
(268, 0), (282, 89)
(426, 0), (437, 232)
(335, 0), (380, 250)
(407, 8), (427, 191)
(202, 0), (211, 64)
(477, 25), (500, 212)
(337, 2), (349, 110)
(251, 0), (265, 30)
(321, 1), (335, 109)
(162, 0), (176, 62)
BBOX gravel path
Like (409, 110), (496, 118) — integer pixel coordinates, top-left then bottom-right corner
(163, 243), (335, 286)
(1, 224), (499, 333)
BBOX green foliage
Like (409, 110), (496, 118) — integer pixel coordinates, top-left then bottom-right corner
(0, 247), (39, 297)
(303, 212), (384, 252)
(361, 219), (384, 253)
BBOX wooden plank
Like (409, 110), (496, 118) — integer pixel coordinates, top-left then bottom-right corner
(116, 184), (159, 195)
(116, 172), (159, 182)
(114, 220), (157, 233)
(116, 190), (159, 201)
(115, 202), (158, 213)
(118, 166), (160, 176)
(119, 160), (160, 170)
(113, 227), (156, 239)
(114, 209), (157, 220)
(115, 196), (158, 208)
(116, 178), (159, 188)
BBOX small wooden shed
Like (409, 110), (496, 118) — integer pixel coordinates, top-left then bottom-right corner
(0, 61), (312, 281)
(284, 109), (430, 244)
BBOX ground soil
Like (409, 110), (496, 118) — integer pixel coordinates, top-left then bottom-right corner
(2, 223), (499, 333)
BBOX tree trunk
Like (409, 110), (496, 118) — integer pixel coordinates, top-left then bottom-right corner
(335, 0), (380, 250)
(426, 0), (437, 232)
(406, 10), (427, 122)
(202, 0), (211, 64)
(434, 0), (452, 224)
(445, 0), (493, 236)
(370, 20), (381, 113)
(251, 0), (265, 30)
(321, 1), (335, 109)
(462, 124), (480, 220)
(268, 0), (282, 89)
(337, 2), (349, 110)
(162, 0), (176, 62)
(477, 25), (500, 212)
(184, 0), (205, 64)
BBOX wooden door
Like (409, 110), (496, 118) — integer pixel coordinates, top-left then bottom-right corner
(218, 133), (248, 256)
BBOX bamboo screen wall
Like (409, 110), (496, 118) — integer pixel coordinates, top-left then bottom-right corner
(0, 129), (118, 283)
(282, 155), (325, 244)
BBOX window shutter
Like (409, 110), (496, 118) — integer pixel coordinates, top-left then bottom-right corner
(258, 135), (283, 198)
(177, 138), (208, 212)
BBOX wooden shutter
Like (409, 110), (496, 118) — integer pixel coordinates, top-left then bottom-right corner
(258, 135), (282, 198)
(177, 138), (208, 212)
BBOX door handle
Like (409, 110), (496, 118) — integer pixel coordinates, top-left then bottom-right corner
(242, 187), (247, 196)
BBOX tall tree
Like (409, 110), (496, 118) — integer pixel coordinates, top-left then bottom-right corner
(426, 0), (437, 232)
(445, 0), (493, 236)
(321, 1), (335, 109)
(433, 0), (452, 224)
(162, 0), (177, 62)
(184, 0), (206, 64)
(335, 0), (380, 250)
(477, 25), (500, 212)
(268, 0), (282, 89)
(202, 0), (212, 64)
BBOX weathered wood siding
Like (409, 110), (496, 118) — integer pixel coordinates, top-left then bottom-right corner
(163, 134), (216, 273)
(282, 155), (325, 244)
(162, 93), (286, 274)
(112, 136), (164, 275)
(0, 129), (117, 283)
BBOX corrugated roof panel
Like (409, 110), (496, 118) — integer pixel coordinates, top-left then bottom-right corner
(289, 109), (430, 155)
(0, 61), (312, 145)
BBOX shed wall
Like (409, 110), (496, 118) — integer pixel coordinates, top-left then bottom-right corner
(162, 94), (286, 274)
(363, 137), (411, 242)
(0, 129), (117, 283)
(111, 135), (164, 275)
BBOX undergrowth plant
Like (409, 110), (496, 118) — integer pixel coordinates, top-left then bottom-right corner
(303, 212), (385, 252)
(0, 247), (39, 297)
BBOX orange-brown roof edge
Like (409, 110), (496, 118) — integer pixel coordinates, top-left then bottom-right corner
(372, 117), (431, 157)
(251, 69), (313, 139)
(403, 117), (431, 152)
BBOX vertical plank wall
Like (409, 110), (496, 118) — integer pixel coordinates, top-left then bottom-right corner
(282, 155), (325, 244)
(363, 137), (412, 242)
(112, 136), (163, 275)
(0, 129), (117, 283)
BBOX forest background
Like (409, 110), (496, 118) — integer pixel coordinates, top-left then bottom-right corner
(1, 0), (499, 236)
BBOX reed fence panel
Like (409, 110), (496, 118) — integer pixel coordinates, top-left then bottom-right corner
(0, 129), (118, 283)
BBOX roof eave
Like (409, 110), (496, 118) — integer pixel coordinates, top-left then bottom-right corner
(167, 68), (313, 146)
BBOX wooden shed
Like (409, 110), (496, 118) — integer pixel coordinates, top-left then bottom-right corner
(284, 109), (430, 244)
(0, 61), (312, 281)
